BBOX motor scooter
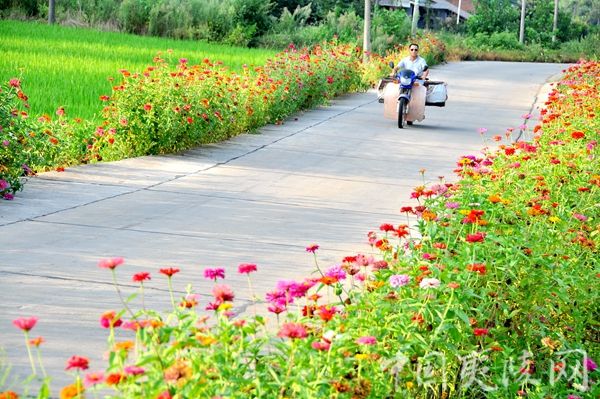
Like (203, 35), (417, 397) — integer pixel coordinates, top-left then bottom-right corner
(378, 62), (447, 129)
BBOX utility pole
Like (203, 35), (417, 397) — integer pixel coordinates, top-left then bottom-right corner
(552, 0), (558, 42)
(411, 0), (420, 36)
(519, 0), (526, 44)
(363, 0), (371, 62)
(48, 0), (56, 24)
(456, 0), (462, 24)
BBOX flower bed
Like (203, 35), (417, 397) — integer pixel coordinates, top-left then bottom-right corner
(4, 61), (598, 398)
(0, 40), (438, 200)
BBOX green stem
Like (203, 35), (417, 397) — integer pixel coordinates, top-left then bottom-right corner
(279, 343), (297, 398)
(23, 331), (36, 375)
(35, 346), (47, 378)
(111, 269), (136, 319)
(167, 277), (176, 312)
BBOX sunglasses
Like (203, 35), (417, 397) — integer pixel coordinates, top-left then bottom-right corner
(410, 48), (419, 52)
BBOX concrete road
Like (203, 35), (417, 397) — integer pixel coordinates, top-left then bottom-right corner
(0, 61), (567, 390)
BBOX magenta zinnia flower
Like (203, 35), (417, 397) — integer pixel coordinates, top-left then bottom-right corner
(585, 357), (598, 372)
(305, 244), (319, 253)
(204, 267), (225, 281)
(238, 263), (257, 274)
(98, 257), (124, 270)
(278, 322), (308, 339)
(12, 316), (38, 332)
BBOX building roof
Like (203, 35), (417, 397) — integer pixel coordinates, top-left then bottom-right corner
(377, 0), (472, 19)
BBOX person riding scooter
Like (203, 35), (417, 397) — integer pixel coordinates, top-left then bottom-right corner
(395, 43), (429, 80)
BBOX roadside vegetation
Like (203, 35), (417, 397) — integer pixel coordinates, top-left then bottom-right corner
(3, 60), (598, 399)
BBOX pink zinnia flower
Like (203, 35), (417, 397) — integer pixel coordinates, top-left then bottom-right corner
(278, 322), (308, 339)
(159, 267), (180, 277)
(12, 316), (38, 332)
(268, 303), (286, 314)
(324, 265), (346, 281)
(312, 341), (331, 351)
(572, 213), (588, 222)
(355, 336), (377, 345)
(389, 274), (410, 288)
(98, 257), (124, 270)
(132, 272), (151, 282)
(84, 372), (104, 387)
(238, 263), (257, 274)
(204, 268), (225, 281)
(212, 284), (234, 302)
(9, 78), (20, 88)
(124, 365), (145, 376)
(445, 201), (459, 209)
(66, 355), (89, 371)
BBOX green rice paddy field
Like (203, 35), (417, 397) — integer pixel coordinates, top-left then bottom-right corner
(0, 20), (277, 120)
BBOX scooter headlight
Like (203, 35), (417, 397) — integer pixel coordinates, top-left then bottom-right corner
(400, 77), (412, 86)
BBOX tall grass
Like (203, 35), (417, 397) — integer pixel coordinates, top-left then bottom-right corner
(0, 20), (277, 120)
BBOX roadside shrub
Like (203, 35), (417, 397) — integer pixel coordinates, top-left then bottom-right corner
(94, 42), (367, 160)
(0, 79), (38, 199)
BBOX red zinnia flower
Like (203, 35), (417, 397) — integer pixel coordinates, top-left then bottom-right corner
(238, 263), (257, 274)
(98, 257), (124, 270)
(473, 328), (489, 336)
(12, 317), (38, 332)
(66, 355), (89, 371)
(465, 232), (486, 243)
(317, 305), (337, 322)
(379, 223), (395, 232)
(278, 322), (308, 339)
(105, 372), (125, 385)
(143, 104), (152, 111)
(571, 131), (585, 139)
(467, 263), (487, 274)
(132, 272), (151, 282)
(159, 267), (180, 277)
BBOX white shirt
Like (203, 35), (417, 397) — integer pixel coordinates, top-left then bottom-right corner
(398, 56), (428, 77)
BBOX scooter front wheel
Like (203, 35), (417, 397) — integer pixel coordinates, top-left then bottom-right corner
(397, 97), (408, 129)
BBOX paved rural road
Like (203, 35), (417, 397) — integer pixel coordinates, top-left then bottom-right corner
(0, 61), (567, 389)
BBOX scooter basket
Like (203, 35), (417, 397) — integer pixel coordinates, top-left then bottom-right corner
(425, 81), (447, 107)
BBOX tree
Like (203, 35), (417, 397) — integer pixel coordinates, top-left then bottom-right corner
(466, 0), (520, 35)
(48, 0), (55, 24)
